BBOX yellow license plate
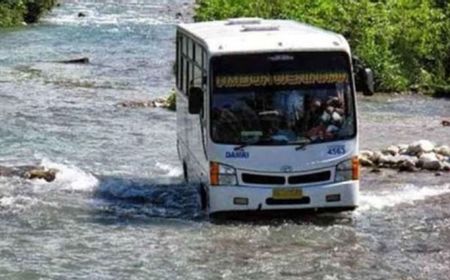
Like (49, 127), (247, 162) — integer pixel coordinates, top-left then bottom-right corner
(272, 188), (303, 200)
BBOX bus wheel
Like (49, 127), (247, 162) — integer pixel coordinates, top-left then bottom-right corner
(199, 184), (207, 210)
(183, 162), (188, 183)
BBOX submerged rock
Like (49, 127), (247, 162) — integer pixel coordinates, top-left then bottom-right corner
(57, 57), (90, 64)
(116, 98), (174, 110)
(116, 100), (155, 108)
(0, 165), (59, 182)
(370, 168), (382, 174)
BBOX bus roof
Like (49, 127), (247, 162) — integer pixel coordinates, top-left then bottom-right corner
(177, 18), (350, 55)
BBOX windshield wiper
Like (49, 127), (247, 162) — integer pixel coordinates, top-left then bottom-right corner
(234, 139), (266, 150)
(235, 138), (311, 151)
(294, 138), (312, 151)
(234, 143), (249, 151)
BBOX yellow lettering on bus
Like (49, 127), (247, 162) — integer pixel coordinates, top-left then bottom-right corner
(215, 72), (348, 88)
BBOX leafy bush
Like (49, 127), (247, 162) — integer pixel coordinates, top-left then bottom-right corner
(0, 0), (25, 27)
(195, 0), (450, 92)
(166, 89), (176, 111)
(0, 0), (56, 27)
(23, 0), (56, 23)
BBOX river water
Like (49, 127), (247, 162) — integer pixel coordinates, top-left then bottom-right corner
(0, 1), (449, 279)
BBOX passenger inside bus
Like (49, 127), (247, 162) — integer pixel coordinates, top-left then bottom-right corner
(212, 105), (242, 143)
(211, 85), (351, 145)
(304, 89), (346, 141)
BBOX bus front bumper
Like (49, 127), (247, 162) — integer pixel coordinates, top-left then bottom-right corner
(208, 181), (359, 215)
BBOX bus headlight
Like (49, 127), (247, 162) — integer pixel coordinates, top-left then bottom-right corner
(210, 162), (237, 186)
(335, 156), (359, 182)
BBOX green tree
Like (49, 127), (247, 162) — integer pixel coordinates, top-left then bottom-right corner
(195, 0), (450, 93)
(0, 0), (56, 27)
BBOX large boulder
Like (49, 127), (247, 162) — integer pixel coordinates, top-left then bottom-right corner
(369, 151), (384, 165)
(382, 145), (400, 156)
(377, 154), (399, 167)
(360, 150), (374, 159)
(443, 162), (450, 171)
(24, 168), (58, 182)
(359, 150), (375, 167)
(434, 145), (450, 157)
(381, 154), (415, 167)
(398, 144), (409, 154)
(359, 155), (374, 167)
(418, 153), (442, 171)
(396, 155), (419, 172)
(407, 140), (435, 155)
(0, 165), (58, 182)
(398, 158), (417, 172)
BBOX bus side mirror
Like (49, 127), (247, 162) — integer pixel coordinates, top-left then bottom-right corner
(188, 87), (203, 114)
(361, 68), (374, 96)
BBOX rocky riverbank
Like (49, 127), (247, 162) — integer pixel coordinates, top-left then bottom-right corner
(360, 140), (450, 172)
(116, 90), (176, 111)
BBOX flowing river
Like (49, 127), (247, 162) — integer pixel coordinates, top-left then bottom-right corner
(0, 1), (449, 279)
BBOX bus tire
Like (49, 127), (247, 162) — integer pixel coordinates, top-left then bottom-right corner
(200, 184), (208, 211)
(183, 162), (188, 183)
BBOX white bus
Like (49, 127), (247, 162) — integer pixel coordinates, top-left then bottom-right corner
(175, 18), (373, 217)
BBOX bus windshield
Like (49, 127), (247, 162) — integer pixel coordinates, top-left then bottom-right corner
(210, 52), (356, 146)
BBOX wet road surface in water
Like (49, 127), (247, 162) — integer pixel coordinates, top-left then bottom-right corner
(0, 1), (449, 279)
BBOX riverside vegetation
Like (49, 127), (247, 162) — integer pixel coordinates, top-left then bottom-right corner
(195, 0), (450, 95)
(116, 90), (177, 111)
(0, 0), (56, 26)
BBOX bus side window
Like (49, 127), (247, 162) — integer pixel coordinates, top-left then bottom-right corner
(182, 37), (190, 95)
(193, 65), (202, 88)
(188, 64), (194, 94)
(176, 35), (183, 90)
(202, 50), (207, 88)
(184, 59), (190, 95)
(195, 44), (202, 66)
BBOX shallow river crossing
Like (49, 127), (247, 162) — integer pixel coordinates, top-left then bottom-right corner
(0, 1), (450, 279)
